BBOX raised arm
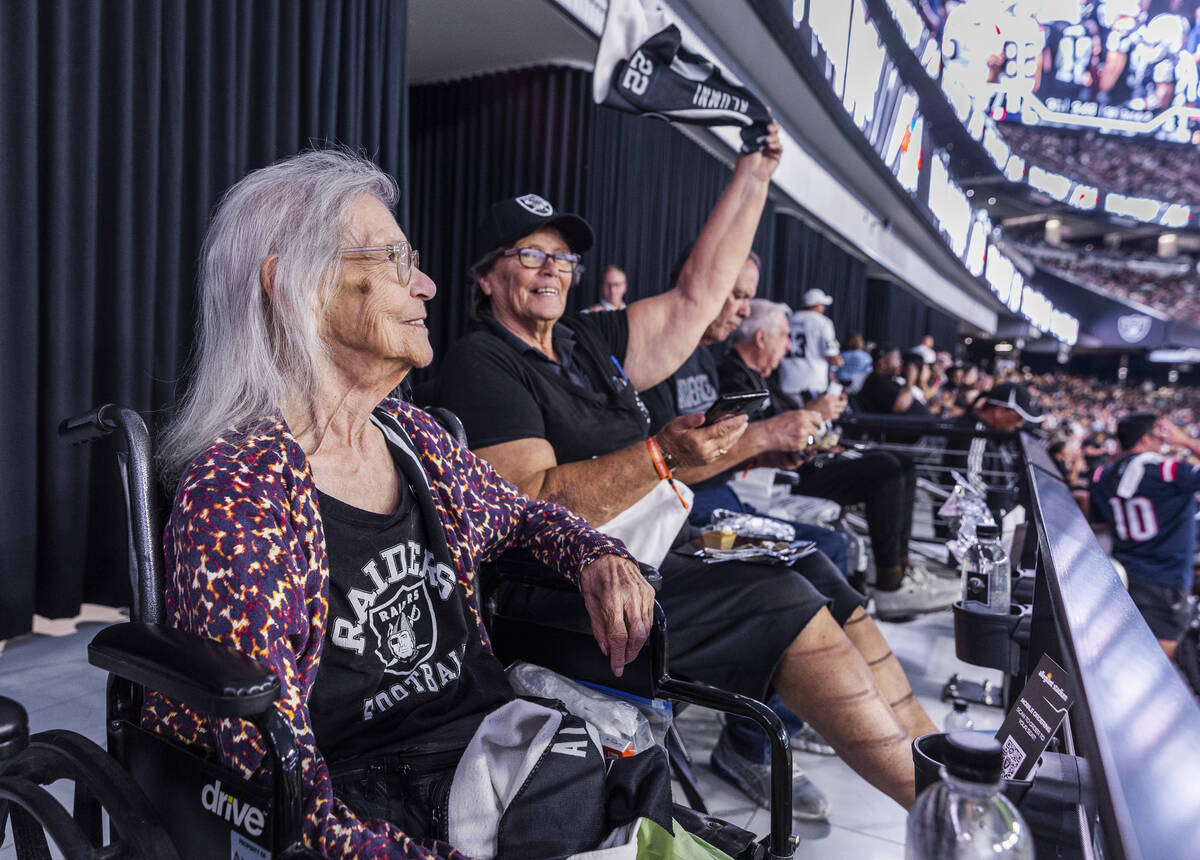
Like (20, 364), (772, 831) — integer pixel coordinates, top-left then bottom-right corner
(620, 125), (782, 390)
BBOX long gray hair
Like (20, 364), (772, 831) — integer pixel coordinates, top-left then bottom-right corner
(158, 149), (398, 485)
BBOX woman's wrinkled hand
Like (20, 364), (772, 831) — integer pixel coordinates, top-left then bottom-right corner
(578, 554), (656, 678)
(656, 412), (749, 467)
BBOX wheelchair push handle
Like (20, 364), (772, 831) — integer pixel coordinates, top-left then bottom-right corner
(58, 403), (122, 445)
(637, 562), (663, 593)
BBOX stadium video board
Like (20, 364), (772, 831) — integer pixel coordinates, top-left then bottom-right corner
(801, 0), (926, 196)
(783, 0), (1080, 342)
(930, 0), (1200, 143)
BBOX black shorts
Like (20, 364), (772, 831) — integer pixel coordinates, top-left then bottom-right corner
(1128, 579), (1191, 642)
(786, 549), (868, 626)
(655, 551), (839, 700)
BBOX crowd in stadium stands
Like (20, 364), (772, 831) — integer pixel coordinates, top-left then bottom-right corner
(1008, 238), (1200, 327)
(998, 124), (1200, 206)
(1027, 371), (1200, 479)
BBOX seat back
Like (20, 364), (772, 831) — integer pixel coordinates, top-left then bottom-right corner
(60, 404), (164, 624)
(59, 404), (305, 858)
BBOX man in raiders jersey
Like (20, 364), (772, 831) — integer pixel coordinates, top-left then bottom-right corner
(1090, 412), (1200, 657)
(776, 289), (842, 400)
(1041, 16), (1101, 100)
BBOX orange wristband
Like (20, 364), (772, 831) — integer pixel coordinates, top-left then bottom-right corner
(646, 437), (690, 510)
(646, 436), (672, 480)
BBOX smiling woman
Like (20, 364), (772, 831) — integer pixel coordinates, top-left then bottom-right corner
(149, 149), (658, 858)
(323, 197), (436, 378)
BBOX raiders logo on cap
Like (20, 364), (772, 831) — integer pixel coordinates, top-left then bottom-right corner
(515, 194), (554, 217)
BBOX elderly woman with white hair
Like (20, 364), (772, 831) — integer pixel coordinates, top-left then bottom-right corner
(150, 150), (661, 858)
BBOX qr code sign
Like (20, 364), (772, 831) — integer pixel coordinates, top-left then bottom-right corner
(1000, 735), (1026, 779)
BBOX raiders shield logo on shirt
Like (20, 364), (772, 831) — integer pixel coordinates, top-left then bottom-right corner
(368, 580), (438, 675)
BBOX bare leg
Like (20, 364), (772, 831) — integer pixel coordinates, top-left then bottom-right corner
(773, 607), (917, 808)
(843, 606), (937, 740)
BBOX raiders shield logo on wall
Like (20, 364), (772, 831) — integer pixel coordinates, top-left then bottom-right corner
(368, 581), (438, 675)
(1117, 314), (1152, 344)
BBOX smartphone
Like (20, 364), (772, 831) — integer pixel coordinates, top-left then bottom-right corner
(702, 391), (770, 426)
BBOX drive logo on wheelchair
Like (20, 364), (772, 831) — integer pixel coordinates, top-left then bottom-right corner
(201, 778), (266, 837)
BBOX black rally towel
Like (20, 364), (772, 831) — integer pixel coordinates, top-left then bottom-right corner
(593, 0), (771, 153)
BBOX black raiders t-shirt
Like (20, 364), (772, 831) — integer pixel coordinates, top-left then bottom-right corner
(309, 414), (512, 762)
(641, 346), (721, 434)
(432, 312), (651, 463)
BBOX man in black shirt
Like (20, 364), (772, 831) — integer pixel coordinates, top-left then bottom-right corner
(857, 346), (931, 422)
(718, 309), (957, 620)
(942, 382), (1040, 515)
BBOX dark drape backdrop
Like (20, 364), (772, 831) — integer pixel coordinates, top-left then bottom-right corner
(768, 213), (868, 337)
(864, 278), (958, 351)
(924, 307), (959, 353)
(408, 66), (778, 376)
(0, 0), (409, 639)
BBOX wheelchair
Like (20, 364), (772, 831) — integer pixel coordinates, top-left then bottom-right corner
(0, 404), (798, 859)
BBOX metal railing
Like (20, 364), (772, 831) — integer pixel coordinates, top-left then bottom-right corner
(833, 412), (1200, 856)
(1020, 436), (1200, 860)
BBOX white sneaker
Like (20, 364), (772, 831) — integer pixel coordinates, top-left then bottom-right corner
(872, 574), (958, 620)
(907, 557), (959, 581)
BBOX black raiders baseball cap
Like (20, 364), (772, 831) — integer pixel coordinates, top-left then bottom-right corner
(978, 382), (1044, 424)
(472, 193), (594, 266)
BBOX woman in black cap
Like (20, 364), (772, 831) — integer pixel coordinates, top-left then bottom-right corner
(433, 125), (935, 813)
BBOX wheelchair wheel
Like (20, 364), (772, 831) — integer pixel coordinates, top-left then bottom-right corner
(1, 729), (178, 859)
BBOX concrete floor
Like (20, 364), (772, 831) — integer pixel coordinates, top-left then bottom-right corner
(0, 603), (1004, 859)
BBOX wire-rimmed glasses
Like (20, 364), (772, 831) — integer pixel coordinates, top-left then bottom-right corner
(339, 242), (420, 287)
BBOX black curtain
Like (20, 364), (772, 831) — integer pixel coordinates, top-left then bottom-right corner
(769, 213), (867, 338)
(408, 67), (777, 377)
(0, 0), (409, 639)
(865, 278), (950, 351)
(924, 307), (959, 353)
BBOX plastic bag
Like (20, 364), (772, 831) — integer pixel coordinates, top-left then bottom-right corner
(707, 508), (794, 541)
(506, 661), (671, 758)
(941, 471), (998, 565)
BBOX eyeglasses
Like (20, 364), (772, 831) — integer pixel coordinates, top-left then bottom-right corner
(502, 246), (581, 273)
(338, 242), (420, 287)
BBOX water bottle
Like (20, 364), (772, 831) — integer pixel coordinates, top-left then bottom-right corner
(961, 524), (1010, 614)
(944, 699), (974, 732)
(906, 732), (1034, 859)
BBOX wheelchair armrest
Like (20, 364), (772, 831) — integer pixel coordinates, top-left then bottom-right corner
(488, 549), (661, 592)
(88, 622), (281, 718)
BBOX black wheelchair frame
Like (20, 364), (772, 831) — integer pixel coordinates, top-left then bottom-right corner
(0, 404), (798, 859)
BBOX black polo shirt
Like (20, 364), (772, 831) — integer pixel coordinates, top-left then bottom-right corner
(432, 312), (651, 464)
